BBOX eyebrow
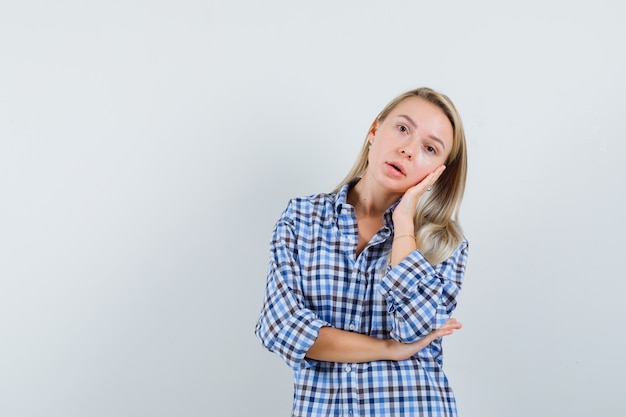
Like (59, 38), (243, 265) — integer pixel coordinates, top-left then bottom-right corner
(397, 114), (447, 150)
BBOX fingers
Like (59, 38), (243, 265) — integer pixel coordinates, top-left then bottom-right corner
(430, 318), (462, 339)
(439, 318), (462, 331)
(428, 164), (447, 186)
(393, 319), (462, 360)
(420, 164), (446, 192)
(403, 165), (446, 199)
(421, 320), (462, 344)
(442, 317), (462, 328)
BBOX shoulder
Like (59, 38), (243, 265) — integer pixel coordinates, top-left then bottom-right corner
(286, 191), (334, 211)
(279, 191), (337, 224)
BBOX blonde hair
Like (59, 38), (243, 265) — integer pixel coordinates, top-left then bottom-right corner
(334, 87), (468, 265)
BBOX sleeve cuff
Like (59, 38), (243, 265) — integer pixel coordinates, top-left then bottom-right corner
(273, 309), (331, 370)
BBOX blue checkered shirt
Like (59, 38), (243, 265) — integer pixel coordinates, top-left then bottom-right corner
(255, 183), (469, 416)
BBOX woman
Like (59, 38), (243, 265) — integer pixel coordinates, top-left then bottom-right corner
(255, 87), (469, 416)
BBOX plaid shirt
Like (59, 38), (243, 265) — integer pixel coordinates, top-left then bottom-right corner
(255, 183), (469, 416)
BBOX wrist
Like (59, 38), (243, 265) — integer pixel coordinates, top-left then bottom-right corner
(393, 225), (415, 235)
(382, 339), (408, 362)
(393, 234), (416, 243)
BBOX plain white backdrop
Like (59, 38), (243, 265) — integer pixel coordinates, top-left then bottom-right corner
(1, 1), (625, 416)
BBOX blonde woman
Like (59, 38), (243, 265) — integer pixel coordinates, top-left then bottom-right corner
(256, 87), (469, 416)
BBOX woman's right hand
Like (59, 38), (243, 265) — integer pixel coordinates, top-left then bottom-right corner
(385, 318), (462, 361)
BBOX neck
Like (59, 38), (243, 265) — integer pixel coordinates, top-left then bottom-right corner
(347, 175), (402, 217)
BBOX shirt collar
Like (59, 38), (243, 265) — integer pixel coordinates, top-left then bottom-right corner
(334, 182), (353, 216)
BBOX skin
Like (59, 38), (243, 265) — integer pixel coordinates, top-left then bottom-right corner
(306, 96), (460, 363)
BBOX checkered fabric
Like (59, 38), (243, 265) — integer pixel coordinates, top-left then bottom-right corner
(255, 183), (469, 416)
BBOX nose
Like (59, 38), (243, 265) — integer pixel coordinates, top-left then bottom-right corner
(400, 147), (413, 159)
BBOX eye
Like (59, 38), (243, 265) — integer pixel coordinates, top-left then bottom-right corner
(426, 145), (437, 154)
(397, 125), (409, 134)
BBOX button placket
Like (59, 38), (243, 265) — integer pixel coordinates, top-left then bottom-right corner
(343, 364), (359, 417)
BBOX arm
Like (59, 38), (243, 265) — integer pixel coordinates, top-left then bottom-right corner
(380, 165), (469, 343)
(306, 318), (462, 363)
(379, 241), (468, 343)
(254, 204), (331, 370)
(255, 201), (461, 368)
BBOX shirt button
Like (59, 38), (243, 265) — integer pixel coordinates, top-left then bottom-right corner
(345, 366), (351, 373)
(348, 322), (356, 331)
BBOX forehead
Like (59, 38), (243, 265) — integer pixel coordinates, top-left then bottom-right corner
(387, 97), (449, 124)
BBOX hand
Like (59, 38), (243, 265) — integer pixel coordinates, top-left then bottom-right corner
(385, 317), (462, 361)
(392, 165), (446, 232)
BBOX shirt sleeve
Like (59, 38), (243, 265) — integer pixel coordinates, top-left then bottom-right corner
(377, 238), (469, 343)
(254, 202), (331, 370)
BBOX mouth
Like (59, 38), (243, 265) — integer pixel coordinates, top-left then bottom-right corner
(386, 161), (405, 176)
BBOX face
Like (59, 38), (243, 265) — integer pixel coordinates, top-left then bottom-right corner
(366, 96), (453, 194)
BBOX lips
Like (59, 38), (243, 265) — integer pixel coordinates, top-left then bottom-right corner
(386, 161), (406, 176)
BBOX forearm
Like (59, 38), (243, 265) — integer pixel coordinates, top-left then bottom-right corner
(306, 320), (461, 363)
(305, 327), (393, 363)
(390, 218), (418, 268)
(380, 240), (467, 342)
(390, 231), (417, 267)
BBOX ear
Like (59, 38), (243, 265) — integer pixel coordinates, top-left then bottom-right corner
(367, 120), (378, 143)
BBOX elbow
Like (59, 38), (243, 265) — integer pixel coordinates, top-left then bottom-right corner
(254, 318), (277, 352)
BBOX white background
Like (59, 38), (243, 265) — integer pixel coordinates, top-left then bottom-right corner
(1, 1), (625, 416)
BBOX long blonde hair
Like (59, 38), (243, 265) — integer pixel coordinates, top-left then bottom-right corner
(334, 87), (468, 265)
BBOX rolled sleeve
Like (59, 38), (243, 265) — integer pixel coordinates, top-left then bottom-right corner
(377, 238), (468, 343)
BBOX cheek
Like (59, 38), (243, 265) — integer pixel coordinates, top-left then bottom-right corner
(408, 156), (443, 183)
(407, 167), (430, 185)
(367, 142), (382, 163)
